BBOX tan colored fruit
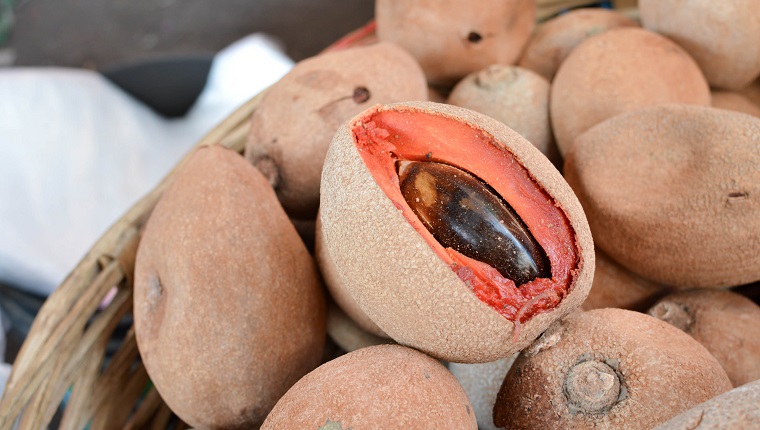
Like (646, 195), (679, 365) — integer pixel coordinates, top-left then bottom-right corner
(711, 91), (760, 118)
(261, 344), (478, 429)
(446, 65), (558, 164)
(582, 249), (668, 312)
(639, 0), (760, 90)
(653, 380), (760, 430)
(519, 8), (638, 81)
(551, 27), (710, 156)
(375, 0), (536, 85)
(245, 42), (428, 220)
(648, 289), (760, 387)
(134, 145), (326, 428)
(320, 101), (594, 363)
(565, 104), (760, 288)
(494, 308), (732, 429)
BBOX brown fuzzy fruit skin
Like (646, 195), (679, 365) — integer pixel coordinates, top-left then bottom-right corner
(518, 8), (638, 81)
(565, 104), (760, 289)
(639, 0), (760, 90)
(134, 145), (326, 429)
(653, 380), (760, 430)
(245, 42), (428, 220)
(375, 0), (536, 86)
(446, 65), (558, 164)
(711, 91), (760, 118)
(260, 344), (478, 429)
(319, 101), (594, 363)
(315, 211), (388, 338)
(550, 27), (710, 156)
(648, 289), (760, 387)
(494, 308), (732, 430)
(582, 249), (669, 312)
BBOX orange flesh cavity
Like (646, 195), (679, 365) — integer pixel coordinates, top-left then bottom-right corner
(352, 107), (579, 322)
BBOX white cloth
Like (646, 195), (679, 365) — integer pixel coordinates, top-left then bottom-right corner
(0, 33), (294, 296)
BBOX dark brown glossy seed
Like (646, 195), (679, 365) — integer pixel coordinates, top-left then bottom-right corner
(397, 160), (550, 286)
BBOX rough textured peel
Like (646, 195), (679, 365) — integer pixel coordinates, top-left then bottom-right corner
(494, 308), (732, 429)
(565, 104), (760, 288)
(134, 145), (326, 429)
(551, 27), (710, 156)
(319, 101), (594, 363)
(261, 344), (478, 429)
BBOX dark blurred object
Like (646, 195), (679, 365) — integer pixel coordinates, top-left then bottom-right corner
(734, 281), (760, 305)
(101, 55), (213, 117)
(6, 0), (374, 68)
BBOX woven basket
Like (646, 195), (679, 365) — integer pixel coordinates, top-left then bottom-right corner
(0, 2), (635, 428)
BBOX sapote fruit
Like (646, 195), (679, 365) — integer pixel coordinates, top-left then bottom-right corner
(564, 104), (760, 288)
(648, 289), (760, 387)
(319, 101), (594, 363)
(639, 0), (760, 90)
(260, 344), (477, 429)
(245, 41), (428, 220)
(653, 380), (760, 430)
(375, 0), (536, 86)
(494, 308), (732, 429)
(133, 145), (326, 429)
(518, 8), (638, 81)
(550, 27), (710, 156)
(446, 65), (558, 164)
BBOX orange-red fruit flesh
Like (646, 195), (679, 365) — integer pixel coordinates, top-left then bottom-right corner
(353, 108), (578, 322)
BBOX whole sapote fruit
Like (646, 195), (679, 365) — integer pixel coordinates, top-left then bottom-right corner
(261, 344), (477, 429)
(446, 65), (558, 163)
(494, 308), (732, 429)
(134, 145), (326, 428)
(550, 27), (710, 156)
(518, 8), (638, 81)
(375, 0), (536, 86)
(245, 42), (428, 220)
(564, 104), (760, 288)
(639, 0), (760, 90)
(319, 101), (594, 363)
(648, 289), (760, 387)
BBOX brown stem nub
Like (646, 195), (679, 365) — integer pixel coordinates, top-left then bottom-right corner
(649, 301), (694, 332)
(565, 360), (621, 415)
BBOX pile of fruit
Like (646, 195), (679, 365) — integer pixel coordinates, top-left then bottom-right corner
(131, 0), (760, 428)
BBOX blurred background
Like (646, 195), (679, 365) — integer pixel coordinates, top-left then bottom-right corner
(2, 0), (374, 67)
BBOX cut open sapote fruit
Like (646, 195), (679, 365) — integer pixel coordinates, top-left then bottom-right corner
(319, 102), (594, 363)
